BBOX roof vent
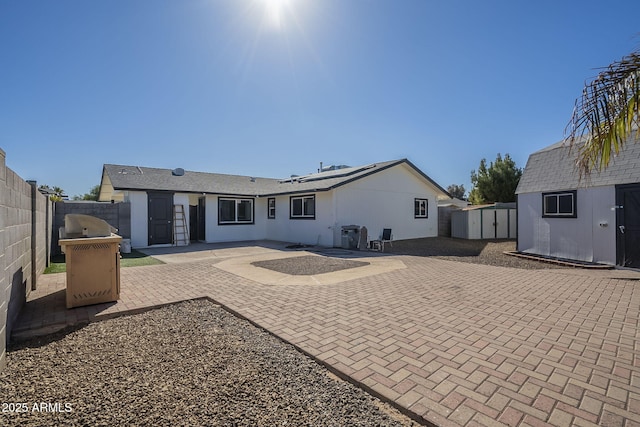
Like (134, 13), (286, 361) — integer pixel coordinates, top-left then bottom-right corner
(172, 168), (185, 176)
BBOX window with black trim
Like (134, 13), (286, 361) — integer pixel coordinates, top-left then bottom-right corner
(218, 198), (254, 224)
(290, 195), (315, 219)
(268, 198), (276, 219)
(414, 198), (428, 218)
(542, 191), (576, 218)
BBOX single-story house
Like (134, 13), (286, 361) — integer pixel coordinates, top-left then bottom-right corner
(98, 159), (451, 249)
(516, 133), (640, 267)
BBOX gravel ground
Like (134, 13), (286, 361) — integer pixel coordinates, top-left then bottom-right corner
(386, 237), (567, 270)
(0, 300), (415, 427)
(257, 238), (569, 274)
(252, 255), (369, 275)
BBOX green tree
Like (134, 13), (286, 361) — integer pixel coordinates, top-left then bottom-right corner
(38, 185), (66, 202)
(468, 154), (522, 205)
(73, 185), (100, 201)
(566, 47), (639, 176)
(446, 184), (466, 200)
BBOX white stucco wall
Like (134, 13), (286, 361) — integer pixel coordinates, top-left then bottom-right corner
(333, 164), (439, 244)
(517, 186), (616, 264)
(264, 192), (335, 246)
(204, 196), (268, 243)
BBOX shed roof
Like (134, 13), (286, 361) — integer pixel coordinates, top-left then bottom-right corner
(101, 159), (450, 198)
(516, 132), (640, 194)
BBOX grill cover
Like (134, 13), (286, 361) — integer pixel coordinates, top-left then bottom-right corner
(62, 214), (118, 238)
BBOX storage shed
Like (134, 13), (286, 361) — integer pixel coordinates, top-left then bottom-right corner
(451, 203), (517, 239)
(516, 134), (640, 267)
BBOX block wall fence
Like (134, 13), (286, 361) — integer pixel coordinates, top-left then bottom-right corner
(0, 148), (53, 370)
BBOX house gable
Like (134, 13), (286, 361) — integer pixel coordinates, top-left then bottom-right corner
(333, 162), (443, 241)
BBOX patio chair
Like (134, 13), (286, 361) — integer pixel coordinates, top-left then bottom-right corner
(370, 228), (392, 252)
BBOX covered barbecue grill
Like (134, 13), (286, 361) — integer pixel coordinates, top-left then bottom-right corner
(59, 214), (122, 308)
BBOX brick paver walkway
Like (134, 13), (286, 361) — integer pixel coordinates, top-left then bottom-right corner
(12, 244), (640, 427)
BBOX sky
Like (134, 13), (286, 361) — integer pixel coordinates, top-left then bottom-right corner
(1, 0), (639, 199)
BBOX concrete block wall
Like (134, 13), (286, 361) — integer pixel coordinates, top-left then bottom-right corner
(438, 206), (460, 237)
(0, 148), (51, 370)
(52, 201), (131, 255)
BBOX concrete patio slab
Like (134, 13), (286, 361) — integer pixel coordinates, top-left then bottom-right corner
(10, 242), (640, 427)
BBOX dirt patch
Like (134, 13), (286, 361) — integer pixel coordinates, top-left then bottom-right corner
(252, 255), (370, 275)
(387, 237), (567, 270)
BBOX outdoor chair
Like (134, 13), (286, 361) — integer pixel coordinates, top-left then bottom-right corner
(370, 228), (392, 252)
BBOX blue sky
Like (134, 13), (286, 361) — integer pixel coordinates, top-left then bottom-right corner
(1, 0), (639, 199)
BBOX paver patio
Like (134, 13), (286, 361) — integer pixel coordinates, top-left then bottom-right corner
(11, 242), (640, 427)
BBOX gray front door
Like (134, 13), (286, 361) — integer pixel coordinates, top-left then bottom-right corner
(148, 192), (173, 246)
(616, 184), (640, 267)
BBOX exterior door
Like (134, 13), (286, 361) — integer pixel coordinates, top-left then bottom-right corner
(197, 197), (206, 241)
(148, 192), (174, 246)
(616, 184), (640, 267)
(189, 205), (198, 242)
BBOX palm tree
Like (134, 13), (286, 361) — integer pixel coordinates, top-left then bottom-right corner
(566, 47), (640, 177)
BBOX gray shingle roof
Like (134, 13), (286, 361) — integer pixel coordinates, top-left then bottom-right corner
(516, 133), (640, 194)
(103, 159), (449, 197)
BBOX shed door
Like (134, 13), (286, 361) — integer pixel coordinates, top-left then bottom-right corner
(616, 184), (640, 267)
(148, 192), (173, 246)
(481, 210), (496, 239)
(495, 210), (509, 239)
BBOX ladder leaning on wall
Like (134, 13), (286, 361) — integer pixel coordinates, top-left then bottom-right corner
(173, 204), (189, 246)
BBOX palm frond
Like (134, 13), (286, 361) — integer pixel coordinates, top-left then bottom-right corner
(565, 48), (640, 177)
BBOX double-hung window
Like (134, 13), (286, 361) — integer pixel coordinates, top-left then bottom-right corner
(268, 198), (276, 219)
(218, 198), (254, 224)
(290, 195), (315, 219)
(414, 198), (428, 218)
(542, 191), (576, 218)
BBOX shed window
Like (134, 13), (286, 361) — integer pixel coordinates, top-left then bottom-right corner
(290, 195), (315, 219)
(542, 191), (576, 218)
(218, 198), (254, 224)
(414, 198), (428, 218)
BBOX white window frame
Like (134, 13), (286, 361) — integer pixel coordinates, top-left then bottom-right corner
(290, 195), (315, 219)
(268, 198), (276, 219)
(218, 197), (254, 224)
(414, 198), (428, 218)
(542, 191), (577, 218)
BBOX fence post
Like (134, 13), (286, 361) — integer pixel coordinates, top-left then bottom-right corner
(27, 180), (37, 291)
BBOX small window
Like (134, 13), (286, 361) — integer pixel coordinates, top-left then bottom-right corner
(414, 198), (428, 218)
(290, 195), (315, 219)
(218, 198), (254, 224)
(268, 198), (276, 219)
(542, 191), (576, 218)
